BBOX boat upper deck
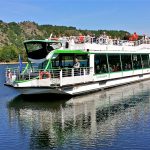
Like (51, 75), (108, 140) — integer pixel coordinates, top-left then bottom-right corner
(55, 35), (150, 53)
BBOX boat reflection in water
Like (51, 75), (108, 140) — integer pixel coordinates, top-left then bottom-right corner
(8, 81), (150, 149)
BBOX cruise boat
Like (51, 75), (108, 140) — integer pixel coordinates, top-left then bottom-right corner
(4, 35), (150, 96)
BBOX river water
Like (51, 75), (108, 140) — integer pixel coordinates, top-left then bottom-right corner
(1, 64), (150, 150)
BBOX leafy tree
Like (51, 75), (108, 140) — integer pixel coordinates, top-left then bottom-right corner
(0, 45), (18, 62)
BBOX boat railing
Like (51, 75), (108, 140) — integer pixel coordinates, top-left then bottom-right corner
(61, 36), (150, 48)
(5, 67), (93, 86)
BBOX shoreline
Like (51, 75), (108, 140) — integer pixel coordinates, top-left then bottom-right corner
(0, 62), (27, 64)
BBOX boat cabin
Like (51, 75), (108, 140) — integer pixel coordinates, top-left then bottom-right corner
(23, 40), (90, 72)
(24, 40), (62, 60)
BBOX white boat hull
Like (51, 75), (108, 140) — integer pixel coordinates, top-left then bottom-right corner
(63, 73), (150, 95)
(8, 71), (150, 97)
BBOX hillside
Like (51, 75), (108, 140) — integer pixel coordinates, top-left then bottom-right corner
(0, 20), (129, 62)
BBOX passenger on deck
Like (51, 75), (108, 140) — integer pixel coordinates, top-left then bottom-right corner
(96, 65), (101, 73)
(129, 32), (139, 41)
(69, 37), (75, 49)
(79, 33), (84, 43)
(73, 58), (80, 76)
(101, 64), (108, 73)
(73, 58), (80, 68)
(85, 34), (91, 43)
(102, 31), (107, 38)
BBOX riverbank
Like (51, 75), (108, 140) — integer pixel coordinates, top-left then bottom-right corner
(0, 62), (27, 64)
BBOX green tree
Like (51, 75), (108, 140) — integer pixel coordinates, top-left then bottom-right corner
(0, 45), (18, 62)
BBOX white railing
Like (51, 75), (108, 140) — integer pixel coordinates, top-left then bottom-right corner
(60, 36), (150, 48)
(5, 67), (93, 87)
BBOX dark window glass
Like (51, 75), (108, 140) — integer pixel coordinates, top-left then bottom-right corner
(52, 54), (89, 68)
(121, 54), (132, 71)
(141, 54), (149, 68)
(38, 60), (48, 69)
(25, 42), (47, 59)
(108, 54), (121, 72)
(94, 54), (108, 74)
(52, 55), (74, 68)
(62, 56), (74, 67)
(132, 54), (142, 69)
(75, 55), (89, 67)
(52, 55), (60, 68)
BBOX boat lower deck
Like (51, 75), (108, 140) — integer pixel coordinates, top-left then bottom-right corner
(6, 71), (150, 98)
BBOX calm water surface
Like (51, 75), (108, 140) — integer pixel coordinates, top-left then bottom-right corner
(1, 64), (150, 150)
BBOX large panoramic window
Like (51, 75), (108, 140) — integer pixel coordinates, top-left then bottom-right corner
(26, 43), (43, 53)
(141, 54), (149, 68)
(94, 54), (108, 74)
(62, 55), (74, 67)
(76, 55), (89, 67)
(121, 54), (132, 71)
(108, 54), (121, 72)
(52, 54), (89, 68)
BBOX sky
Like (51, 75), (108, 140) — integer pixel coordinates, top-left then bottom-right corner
(1, 0), (150, 35)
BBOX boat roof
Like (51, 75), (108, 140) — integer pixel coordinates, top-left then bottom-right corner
(53, 49), (90, 54)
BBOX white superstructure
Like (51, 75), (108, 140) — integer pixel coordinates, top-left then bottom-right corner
(4, 37), (150, 96)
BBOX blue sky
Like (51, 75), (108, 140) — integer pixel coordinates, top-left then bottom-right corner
(1, 0), (150, 35)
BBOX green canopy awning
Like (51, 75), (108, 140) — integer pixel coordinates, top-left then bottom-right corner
(53, 49), (90, 54)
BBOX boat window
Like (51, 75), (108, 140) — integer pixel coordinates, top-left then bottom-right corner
(51, 55), (74, 68)
(132, 54), (142, 70)
(25, 42), (47, 59)
(51, 56), (59, 68)
(62, 55), (74, 67)
(94, 54), (108, 74)
(38, 60), (49, 70)
(52, 54), (89, 68)
(46, 42), (62, 52)
(141, 54), (149, 68)
(75, 55), (89, 67)
(28, 60), (49, 71)
(121, 54), (132, 71)
(26, 43), (43, 53)
(108, 54), (121, 72)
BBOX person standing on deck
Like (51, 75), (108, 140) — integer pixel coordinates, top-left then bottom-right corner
(73, 58), (80, 68)
(79, 33), (84, 43)
(129, 32), (139, 41)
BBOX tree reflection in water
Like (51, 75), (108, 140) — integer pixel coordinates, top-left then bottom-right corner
(7, 81), (150, 149)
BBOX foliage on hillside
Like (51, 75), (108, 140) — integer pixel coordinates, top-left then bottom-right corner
(0, 20), (130, 62)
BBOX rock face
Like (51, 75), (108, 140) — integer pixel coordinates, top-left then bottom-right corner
(0, 21), (45, 47)
(20, 21), (44, 37)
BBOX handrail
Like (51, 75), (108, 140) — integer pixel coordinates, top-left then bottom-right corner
(60, 35), (150, 47)
(5, 67), (92, 82)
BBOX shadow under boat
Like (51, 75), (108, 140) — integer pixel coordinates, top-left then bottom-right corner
(8, 93), (71, 110)
(12, 86), (72, 100)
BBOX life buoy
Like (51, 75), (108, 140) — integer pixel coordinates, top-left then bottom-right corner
(39, 71), (51, 79)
